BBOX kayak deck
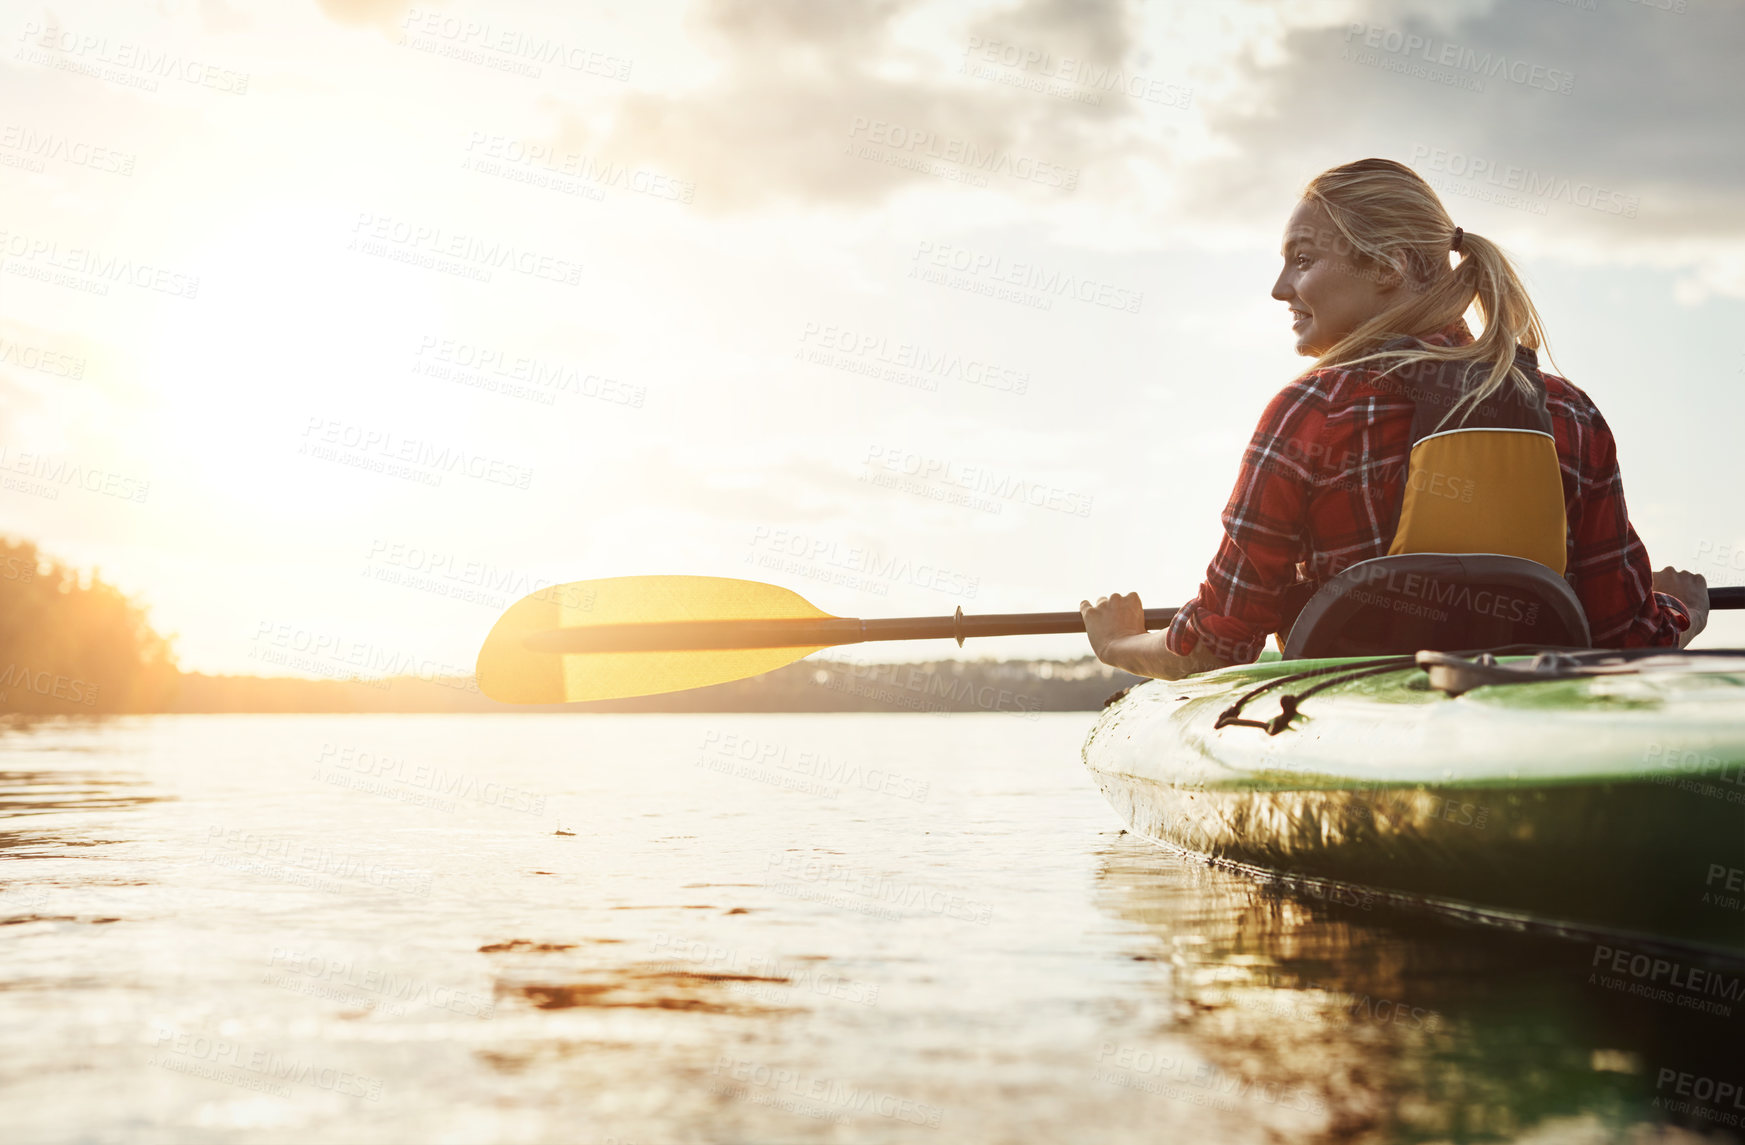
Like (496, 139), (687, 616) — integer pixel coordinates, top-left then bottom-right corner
(1083, 654), (1745, 960)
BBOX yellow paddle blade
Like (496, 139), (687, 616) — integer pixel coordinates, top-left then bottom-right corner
(476, 575), (837, 704)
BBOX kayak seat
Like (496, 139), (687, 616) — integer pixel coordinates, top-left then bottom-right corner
(1281, 553), (1592, 660)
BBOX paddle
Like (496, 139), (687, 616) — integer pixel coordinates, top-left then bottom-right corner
(474, 575), (1176, 703)
(476, 575), (1745, 705)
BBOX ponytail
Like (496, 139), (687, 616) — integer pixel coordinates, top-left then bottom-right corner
(1303, 158), (1551, 426)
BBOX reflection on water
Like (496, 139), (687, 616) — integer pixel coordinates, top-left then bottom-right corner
(0, 714), (1738, 1144)
(0, 721), (166, 826)
(1094, 835), (1745, 1142)
(0, 769), (162, 818)
(0, 728), (163, 928)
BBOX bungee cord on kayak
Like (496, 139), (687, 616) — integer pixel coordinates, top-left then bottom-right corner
(1210, 656), (1419, 735)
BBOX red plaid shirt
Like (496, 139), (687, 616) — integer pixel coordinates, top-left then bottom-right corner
(1168, 322), (1689, 662)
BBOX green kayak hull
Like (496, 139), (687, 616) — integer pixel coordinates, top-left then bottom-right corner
(1082, 653), (1745, 959)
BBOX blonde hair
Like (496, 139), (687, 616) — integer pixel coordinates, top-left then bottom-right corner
(1302, 158), (1550, 423)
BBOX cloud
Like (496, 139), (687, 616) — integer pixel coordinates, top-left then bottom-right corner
(549, 0), (1145, 212)
(301, 0), (1744, 294)
(1158, 0), (1745, 298)
(1181, 2), (1745, 237)
(197, 0), (252, 33)
(0, 320), (93, 446)
(313, 0), (406, 29)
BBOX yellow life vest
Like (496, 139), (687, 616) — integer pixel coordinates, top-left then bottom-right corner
(1380, 343), (1567, 575)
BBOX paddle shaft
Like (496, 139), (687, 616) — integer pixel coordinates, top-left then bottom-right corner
(1713, 586), (1745, 609)
(521, 587), (1745, 656)
(522, 607), (1180, 654)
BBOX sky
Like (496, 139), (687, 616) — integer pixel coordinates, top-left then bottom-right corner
(3, 0), (1744, 677)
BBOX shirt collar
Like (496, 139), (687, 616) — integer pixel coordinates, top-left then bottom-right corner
(1415, 318), (1475, 349)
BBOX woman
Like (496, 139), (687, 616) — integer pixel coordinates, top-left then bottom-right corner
(1082, 158), (1708, 680)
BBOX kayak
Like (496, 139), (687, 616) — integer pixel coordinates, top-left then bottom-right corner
(1082, 648), (1745, 960)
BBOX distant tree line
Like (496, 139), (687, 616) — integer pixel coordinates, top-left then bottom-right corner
(1, 536), (1139, 714)
(0, 537), (178, 713)
(170, 657), (1141, 714)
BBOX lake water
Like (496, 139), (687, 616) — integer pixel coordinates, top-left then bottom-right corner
(2, 712), (1740, 1144)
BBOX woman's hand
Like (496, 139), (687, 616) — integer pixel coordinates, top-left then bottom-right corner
(1652, 566), (1709, 648)
(1079, 592), (1231, 680)
(1080, 591), (1148, 662)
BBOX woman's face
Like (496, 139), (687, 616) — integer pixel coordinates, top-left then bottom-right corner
(1271, 198), (1398, 357)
